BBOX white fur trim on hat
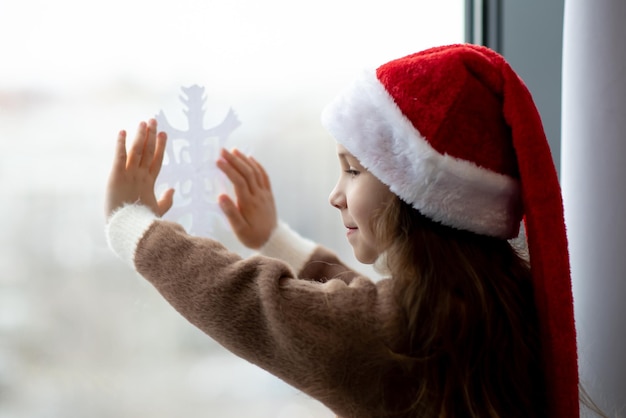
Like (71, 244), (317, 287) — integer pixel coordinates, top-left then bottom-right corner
(321, 70), (522, 238)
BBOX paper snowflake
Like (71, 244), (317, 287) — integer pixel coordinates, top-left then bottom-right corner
(155, 85), (241, 236)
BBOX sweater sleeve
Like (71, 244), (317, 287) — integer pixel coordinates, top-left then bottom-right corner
(258, 221), (362, 285)
(105, 203), (159, 267)
(105, 204), (399, 417)
(257, 221), (317, 272)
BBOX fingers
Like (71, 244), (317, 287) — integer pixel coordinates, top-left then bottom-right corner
(142, 119), (158, 168)
(127, 121), (147, 168)
(151, 131), (168, 176)
(234, 149), (267, 190)
(105, 130), (129, 218)
(126, 119), (164, 171)
(217, 194), (256, 248)
(249, 156), (272, 190)
(218, 193), (247, 231)
(217, 148), (268, 195)
(111, 130), (128, 176)
(217, 149), (252, 196)
(157, 188), (175, 217)
(216, 152), (277, 249)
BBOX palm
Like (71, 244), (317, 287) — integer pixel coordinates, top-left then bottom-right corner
(217, 149), (278, 249)
(106, 119), (174, 219)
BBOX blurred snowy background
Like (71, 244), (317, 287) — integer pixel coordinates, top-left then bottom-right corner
(0, 1), (462, 417)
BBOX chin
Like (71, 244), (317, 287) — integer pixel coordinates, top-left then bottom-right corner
(353, 250), (378, 265)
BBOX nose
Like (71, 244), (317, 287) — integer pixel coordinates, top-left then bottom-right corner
(329, 182), (346, 209)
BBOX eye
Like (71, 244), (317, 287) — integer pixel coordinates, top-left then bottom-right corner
(345, 168), (360, 177)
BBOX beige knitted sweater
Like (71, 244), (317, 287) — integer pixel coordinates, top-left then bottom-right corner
(106, 204), (410, 418)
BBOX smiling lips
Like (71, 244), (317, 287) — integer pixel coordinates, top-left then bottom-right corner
(346, 225), (358, 236)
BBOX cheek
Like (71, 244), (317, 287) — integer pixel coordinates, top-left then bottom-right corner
(351, 193), (385, 228)
(347, 176), (394, 223)
(364, 183), (393, 210)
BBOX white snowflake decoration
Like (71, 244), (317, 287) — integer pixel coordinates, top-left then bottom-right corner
(155, 85), (241, 236)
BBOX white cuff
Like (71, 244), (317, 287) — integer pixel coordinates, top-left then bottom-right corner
(105, 204), (158, 267)
(258, 221), (317, 274)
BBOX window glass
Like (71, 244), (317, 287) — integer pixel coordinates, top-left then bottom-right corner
(0, 1), (464, 416)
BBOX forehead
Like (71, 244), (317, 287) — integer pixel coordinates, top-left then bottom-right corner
(335, 144), (359, 161)
(335, 143), (367, 169)
(335, 143), (350, 156)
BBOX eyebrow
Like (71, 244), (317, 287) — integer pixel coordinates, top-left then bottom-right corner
(336, 153), (354, 166)
(337, 152), (365, 170)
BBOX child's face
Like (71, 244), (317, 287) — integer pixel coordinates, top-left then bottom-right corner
(329, 144), (394, 264)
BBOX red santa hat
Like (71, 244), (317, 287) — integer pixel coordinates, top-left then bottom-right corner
(321, 44), (578, 418)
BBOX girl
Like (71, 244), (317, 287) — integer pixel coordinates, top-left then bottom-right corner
(105, 44), (580, 417)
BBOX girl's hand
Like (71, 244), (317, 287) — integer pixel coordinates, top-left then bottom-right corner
(217, 149), (277, 249)
(105, 119), (174, 219)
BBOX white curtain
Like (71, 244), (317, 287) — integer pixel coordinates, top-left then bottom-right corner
(562, 0), (626, 415)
